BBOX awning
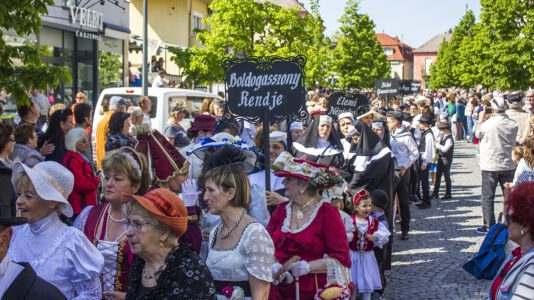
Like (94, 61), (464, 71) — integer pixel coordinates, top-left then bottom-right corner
(128, 34), (186, 53)
(104, 22), (130, 40)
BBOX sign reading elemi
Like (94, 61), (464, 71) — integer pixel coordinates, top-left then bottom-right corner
(69, 6), (103, 31)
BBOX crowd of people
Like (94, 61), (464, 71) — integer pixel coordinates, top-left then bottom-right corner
(0, 87), (533, 300)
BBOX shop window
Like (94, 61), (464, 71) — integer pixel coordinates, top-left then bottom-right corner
(98, 37), (124, 90)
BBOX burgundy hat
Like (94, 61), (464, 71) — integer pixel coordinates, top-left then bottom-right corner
(187, 114), (216, 133)
(135, 130), (187, 182)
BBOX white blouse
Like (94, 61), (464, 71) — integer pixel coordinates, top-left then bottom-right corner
(354, 217), (390, 249)
(9, 213), (104, 299)
(206, 222), (274, 299)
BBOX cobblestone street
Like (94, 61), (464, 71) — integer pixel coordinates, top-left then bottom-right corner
(385, 141), (503, 299)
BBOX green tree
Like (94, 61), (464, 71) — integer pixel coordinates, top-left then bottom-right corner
(302, 0), (332, 88)
(474, 0), (533, 89)
(0, 0), (70, 105)
(430, 10), (477, 88)
(331, 0), (390, 89)
(429, 39), (454, 88)
(98, 52), (122, 89)
(170, 0), (317, 85)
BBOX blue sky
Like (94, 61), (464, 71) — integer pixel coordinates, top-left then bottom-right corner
(300, 0), (482, 48)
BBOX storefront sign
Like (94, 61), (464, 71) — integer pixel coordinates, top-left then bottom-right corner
(223, 56), (308, 123)
(375, 79), (399, 98)
(69, 6), (103, 31)
(327, 91), (369, 118)
(75, 30), (101, 40)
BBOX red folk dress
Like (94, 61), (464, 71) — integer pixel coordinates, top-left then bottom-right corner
(267, 201), (351, 300)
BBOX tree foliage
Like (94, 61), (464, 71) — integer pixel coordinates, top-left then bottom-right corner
(169, 0), (333, 87)
(430, 1), (533, 90)
(0, 0), (71, 105)
(331, 0), (390, 89)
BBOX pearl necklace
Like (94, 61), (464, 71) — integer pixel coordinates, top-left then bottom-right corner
(108, 212), (126, 223)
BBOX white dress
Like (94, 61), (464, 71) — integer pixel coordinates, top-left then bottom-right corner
(349, 216), (390, 293)
(9, 213), (104, 299)
(206, 222), (274, 300)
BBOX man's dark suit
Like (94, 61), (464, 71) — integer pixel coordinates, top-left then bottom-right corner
(2, 262), (66, 300)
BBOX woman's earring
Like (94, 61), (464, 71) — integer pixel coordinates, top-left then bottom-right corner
(521, 228), (526, 235)
(299, 189), (305, 194)
(159, 240), (164, 248)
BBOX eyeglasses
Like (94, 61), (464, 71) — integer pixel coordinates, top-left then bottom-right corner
(123, 219), (150, 232)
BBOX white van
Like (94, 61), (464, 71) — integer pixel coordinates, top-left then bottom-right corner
(91, 87), (223, 156)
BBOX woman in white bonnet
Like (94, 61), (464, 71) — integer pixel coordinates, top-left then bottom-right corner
(9, 161), (104, 299)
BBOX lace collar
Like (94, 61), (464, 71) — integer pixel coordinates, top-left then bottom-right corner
(281, 201), (323, 234)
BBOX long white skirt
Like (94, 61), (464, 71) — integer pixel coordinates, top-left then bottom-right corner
(350, 249), (382, 293)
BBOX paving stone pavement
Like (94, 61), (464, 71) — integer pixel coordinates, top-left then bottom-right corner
(384, 141), (504, 300)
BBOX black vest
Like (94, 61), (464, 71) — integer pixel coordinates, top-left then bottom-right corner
(419, 129), (433, 153)
(438, 134), (454, 164)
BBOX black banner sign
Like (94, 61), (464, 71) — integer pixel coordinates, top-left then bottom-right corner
(375, 79), (399, 98)
(327, 91), (369, 118)
(410, 81), (421, 93)
(223, 56), (308, 123)
(399, 80), (412, 96)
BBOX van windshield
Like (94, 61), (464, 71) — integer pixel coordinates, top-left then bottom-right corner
(100, 94), (157, 118)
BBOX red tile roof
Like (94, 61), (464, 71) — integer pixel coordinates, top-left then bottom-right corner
(376, 33), (414, 61)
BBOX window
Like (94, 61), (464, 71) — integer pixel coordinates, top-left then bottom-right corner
(192, 13), (203, 36)
(384, 48), (394, 56)
(424, 58), (433, 75)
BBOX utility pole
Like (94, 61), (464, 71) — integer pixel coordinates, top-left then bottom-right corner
(142, 0), (149, 96)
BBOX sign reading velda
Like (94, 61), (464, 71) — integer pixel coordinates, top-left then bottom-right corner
(69, 5), (103, 40)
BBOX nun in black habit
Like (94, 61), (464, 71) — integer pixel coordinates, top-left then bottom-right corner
(348, 120), (395, 270)
(292, 115), (345, 169)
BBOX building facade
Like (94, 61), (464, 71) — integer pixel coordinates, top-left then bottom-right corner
(376, 33), (414, 80)
(413, 33), (451, 89)
(128, 0), (211, 84)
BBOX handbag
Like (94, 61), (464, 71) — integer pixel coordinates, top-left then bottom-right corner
(451, 113), (457, 123)
(314, 258), (353, 300)
(463, 213), (508, 279)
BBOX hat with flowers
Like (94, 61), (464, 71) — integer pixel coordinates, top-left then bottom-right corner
(271, 151), (343, 189)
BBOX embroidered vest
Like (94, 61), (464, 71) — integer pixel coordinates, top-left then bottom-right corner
(349, 215), (379, 252)
(84, 204), (134, 293)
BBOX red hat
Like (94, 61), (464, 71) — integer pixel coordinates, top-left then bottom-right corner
(353, 189), (370, 205)
(135, 130), (187, 182)
(125, 188), (188, 237)
(187, 114), (216, 133)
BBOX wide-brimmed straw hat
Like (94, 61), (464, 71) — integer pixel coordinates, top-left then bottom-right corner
(271, 151), (342, 189)
(11, 161), (74, 217)
(125, 188), (188, 238)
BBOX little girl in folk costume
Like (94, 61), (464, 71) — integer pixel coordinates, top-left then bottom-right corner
(349, 189), (391, 300)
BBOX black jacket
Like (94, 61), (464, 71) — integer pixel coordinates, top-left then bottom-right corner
(2, 262), (66, 300)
